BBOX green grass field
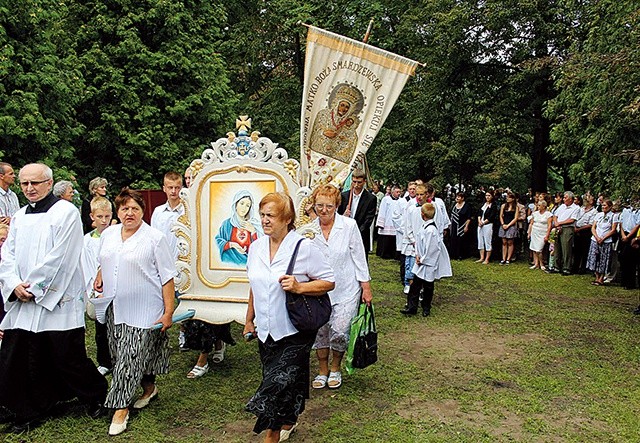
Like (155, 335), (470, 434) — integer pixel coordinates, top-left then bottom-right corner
(4, 255), (640, 442)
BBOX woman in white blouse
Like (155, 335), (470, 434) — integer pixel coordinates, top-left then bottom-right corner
(309, 185), (373, 390)
(587, 199), (619, 286)
(244, 192), (335, 443)
(94, 188), (176, 436)
(527, 200), (553, 270)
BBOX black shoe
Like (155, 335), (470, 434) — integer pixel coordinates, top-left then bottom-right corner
(562, 271), (571, 276)
(422, 310), (431, 317)
(633, 306), (640, 315)
(87, 402), (105, 419)
(9, 418), (41, 434)
(400, 308), (417, 316)
(545, 267), (557, 274)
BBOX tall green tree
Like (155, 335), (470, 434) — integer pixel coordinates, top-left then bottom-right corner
(547, 0), (640, 198)
(68, 0), (238, 190)
(0, 1), (84, 168)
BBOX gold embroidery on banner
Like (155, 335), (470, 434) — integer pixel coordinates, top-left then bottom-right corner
(307, 28), (418, 76)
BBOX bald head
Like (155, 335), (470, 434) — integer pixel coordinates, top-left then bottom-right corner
(19, 163), (53, 203)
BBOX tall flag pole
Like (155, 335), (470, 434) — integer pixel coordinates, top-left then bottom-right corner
(299, 24), (421, 189)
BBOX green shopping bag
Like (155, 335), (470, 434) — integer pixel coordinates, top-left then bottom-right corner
(345, 302), (377, 375)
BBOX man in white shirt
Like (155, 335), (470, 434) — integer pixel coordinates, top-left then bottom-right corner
(0, 162), (20, 224)
(0, 163), (107, 432)
(553, 191), (581, 275)
(150, 171), (185, 260)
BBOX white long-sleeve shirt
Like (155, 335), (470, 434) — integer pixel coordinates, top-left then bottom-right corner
(246, 231), (334, 342)
(376, 195), (397, 236)
(312, 214), (370, 305)
(98, 222), (176, 329)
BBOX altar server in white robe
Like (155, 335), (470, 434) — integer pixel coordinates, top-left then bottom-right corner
(0, 163), (107, 433)
(401, 202), (452, 317)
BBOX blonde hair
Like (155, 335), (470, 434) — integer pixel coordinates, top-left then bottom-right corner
(0, 223), (9, 236)
(90, 196), (112, 213)
(421, 202), (435, 219)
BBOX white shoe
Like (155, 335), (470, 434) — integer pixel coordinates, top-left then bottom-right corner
(403, 285), (410, 294)
(212, 343), (226, 364)
(133, 386), (158, 409)
(97, 366), (111, 376)
(108, 412), (129, 436)
(279, 422), (298, 442)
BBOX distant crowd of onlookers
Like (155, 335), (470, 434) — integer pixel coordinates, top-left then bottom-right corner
(372, 179), (640, 308)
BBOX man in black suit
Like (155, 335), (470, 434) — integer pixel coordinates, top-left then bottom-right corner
(338, 169), (377, 253)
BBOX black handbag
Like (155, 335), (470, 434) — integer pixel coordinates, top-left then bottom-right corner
(285, 239), (332, 333)
(352, 303), (378, 369)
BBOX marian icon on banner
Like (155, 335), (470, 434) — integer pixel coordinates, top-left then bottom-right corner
(308, 83), (365, 185)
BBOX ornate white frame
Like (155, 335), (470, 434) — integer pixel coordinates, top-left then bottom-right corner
(172, 117), (312, 325)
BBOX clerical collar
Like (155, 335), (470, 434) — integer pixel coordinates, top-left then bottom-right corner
(26, 192), (60, 214)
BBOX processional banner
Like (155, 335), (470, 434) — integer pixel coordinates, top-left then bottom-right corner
(300, 25), (419, 188)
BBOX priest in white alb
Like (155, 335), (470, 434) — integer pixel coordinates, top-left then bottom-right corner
(0, 163), (107, 433)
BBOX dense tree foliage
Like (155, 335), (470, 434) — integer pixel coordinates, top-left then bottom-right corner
(0, 0), (637, 199)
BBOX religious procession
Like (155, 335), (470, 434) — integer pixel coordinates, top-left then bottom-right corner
(1, 2), (639, 442)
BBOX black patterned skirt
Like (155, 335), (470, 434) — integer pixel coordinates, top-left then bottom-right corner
(104, 305), (170, 409)
(246, 332), (315, 433)
(183, 320), (235, 353)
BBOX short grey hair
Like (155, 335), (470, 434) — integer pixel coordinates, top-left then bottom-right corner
(564, 191), (574, 199)
(53, 180), (73, 197)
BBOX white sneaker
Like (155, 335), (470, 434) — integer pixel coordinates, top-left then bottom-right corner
(97, 366), (111, 376)
(403, 285), (410, 294)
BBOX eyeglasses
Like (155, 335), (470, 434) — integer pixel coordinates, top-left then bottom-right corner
(20, 179), (50, 187)
(314, 204), (335, 211)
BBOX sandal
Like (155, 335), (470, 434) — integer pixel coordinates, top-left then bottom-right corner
(327, 371), (342, 389)
(186, 363), (209, 379)
(312, 374), (328, 389)
(279, 422), (298, 442)
(212, 343), (226, 364)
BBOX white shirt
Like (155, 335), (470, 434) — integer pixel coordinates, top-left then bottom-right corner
(620, 207), (640, 233)
(592, 212), (617, 243)
(412, 220), (453, 282)
(392, 197), (411, 251)
(555, 203), (581, 226)
(376, 195), (397, 236)
(246, 231), (334, 342)
(401, 204), (423, 256)
(81, 230), (101, 296)
(98, 222), (176, 329)
(312, 215), (370, 305)
(0, 187), (20, 218)
(0, 199), (86, 332)
(432, 197), (451, 236)
(575, 207), (597, 228)
(349, 191), (362, 218)
(150, 201), (185, 260)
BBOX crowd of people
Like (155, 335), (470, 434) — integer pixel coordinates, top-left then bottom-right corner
(0, 159), (637, 440)
(374, 180), (640, 300)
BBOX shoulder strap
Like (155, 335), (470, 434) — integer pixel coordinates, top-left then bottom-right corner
(286, 238), (305, 275)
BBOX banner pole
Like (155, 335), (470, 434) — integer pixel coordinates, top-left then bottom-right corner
(363, 18), (374, 43)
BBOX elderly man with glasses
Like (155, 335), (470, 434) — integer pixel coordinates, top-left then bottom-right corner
(0, 163), (107, 433)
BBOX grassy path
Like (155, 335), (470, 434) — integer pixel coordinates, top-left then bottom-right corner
(5, 256), (640, 442)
